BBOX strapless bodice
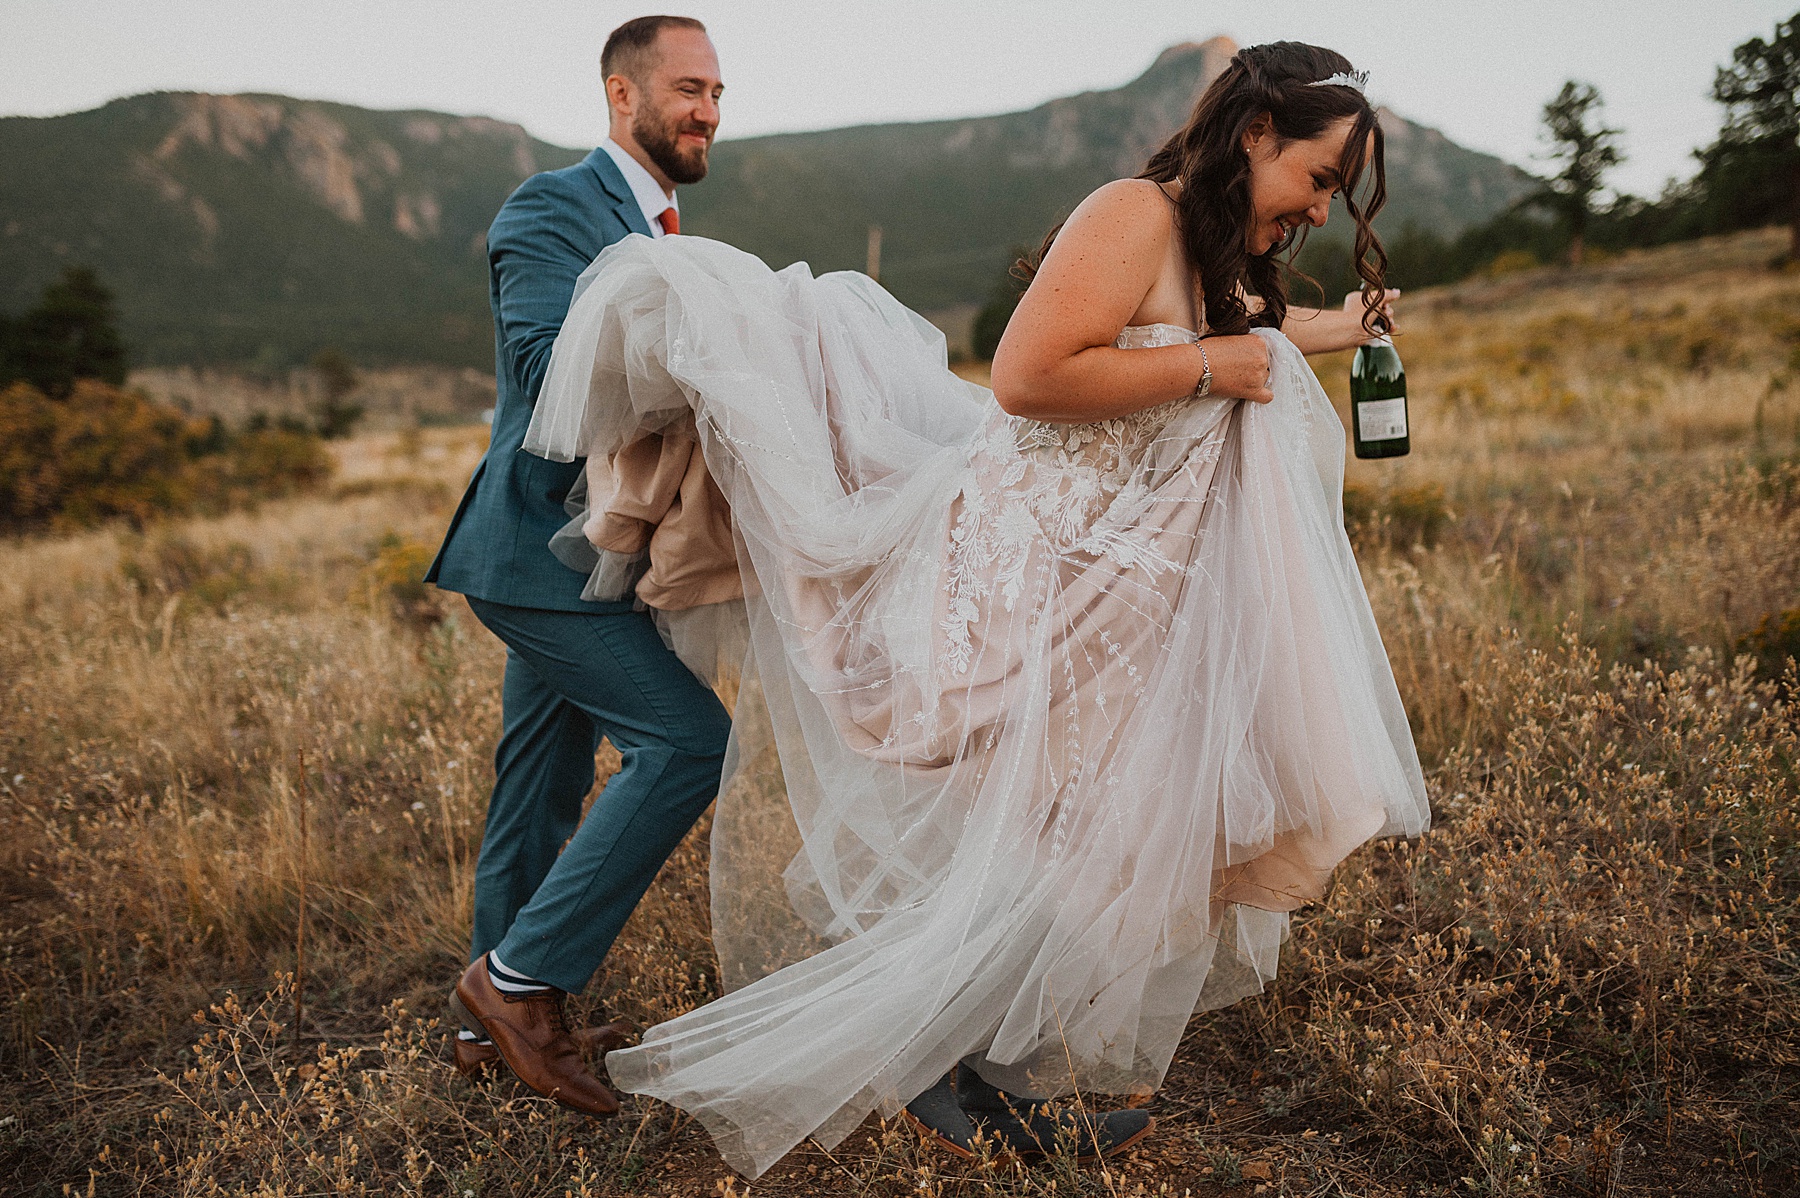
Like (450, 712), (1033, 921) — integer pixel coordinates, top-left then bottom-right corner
(1114, 321), (1200, 349)
(1002, 322), (1203, 464)
(978, 321), (1216, 558)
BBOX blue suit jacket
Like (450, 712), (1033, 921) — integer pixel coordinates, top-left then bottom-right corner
(427, 148), (652, 612)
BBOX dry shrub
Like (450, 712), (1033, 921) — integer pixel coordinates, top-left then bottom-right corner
(138, 976), (1184, 1198)
(358, 532), (447, 628)
(1638, 461), (1800, 663)
(0, 379), (201, 530)
(331, 475), (454, 505)
(0, 380), (333, 535)
(1, 607), (496, 1050)
(120, 532), (272, 612)
(1344, 481), (1453, 550)
(1285, 636), (1800, 1194)
(140, 981), (652, 1198)
(1484, 250), (1541, 279)
(195, 424), (335, 508)
(1740, 608), (1800, 687)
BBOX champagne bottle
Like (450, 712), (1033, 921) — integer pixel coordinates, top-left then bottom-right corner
(1350, 334), (1409, 459)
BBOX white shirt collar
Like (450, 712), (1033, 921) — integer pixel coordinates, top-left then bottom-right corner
(600, 138), (677, 236)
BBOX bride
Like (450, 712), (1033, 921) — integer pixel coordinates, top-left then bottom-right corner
(524, 40), (1429, 1177)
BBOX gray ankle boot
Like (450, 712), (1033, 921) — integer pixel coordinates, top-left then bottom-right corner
(954, 1062), (1155, 1160)
(903, 1072), (982, 1158)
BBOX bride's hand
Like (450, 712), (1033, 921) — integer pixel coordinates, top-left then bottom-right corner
(1343, 288), (1400, 339)
(1202, 335), (1274, 404)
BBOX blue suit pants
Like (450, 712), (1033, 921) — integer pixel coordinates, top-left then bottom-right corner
(465, 596), (731, 994)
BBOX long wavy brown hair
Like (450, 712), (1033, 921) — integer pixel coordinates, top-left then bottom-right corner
(1032, 42), (1390, 338)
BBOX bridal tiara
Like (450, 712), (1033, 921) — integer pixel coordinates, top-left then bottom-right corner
(1309, 70), (1369, 94)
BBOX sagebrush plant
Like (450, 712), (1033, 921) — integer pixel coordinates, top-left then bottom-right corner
(1, 230), (1797, 1196)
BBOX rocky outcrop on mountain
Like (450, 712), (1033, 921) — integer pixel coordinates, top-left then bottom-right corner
(136, 95), (550, 240)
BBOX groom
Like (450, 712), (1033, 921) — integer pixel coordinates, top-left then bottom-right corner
(425, 15), (730, 1116)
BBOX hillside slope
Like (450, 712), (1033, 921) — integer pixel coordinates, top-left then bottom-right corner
(0, 92), (582, 368)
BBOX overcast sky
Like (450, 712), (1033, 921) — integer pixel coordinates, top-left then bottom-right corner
(5, 1), (1794, 197)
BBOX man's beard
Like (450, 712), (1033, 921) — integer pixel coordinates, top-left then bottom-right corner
(634, 105), (712, 185)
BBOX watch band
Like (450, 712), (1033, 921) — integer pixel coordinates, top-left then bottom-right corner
(1194, 342), (1213, 399)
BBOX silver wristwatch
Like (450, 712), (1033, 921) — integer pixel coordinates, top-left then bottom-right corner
(1194, 343), (1213, 398)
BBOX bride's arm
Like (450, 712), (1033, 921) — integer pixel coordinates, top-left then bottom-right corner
(990, 181), (1272, 422)
(1281, 290), (1400, 355)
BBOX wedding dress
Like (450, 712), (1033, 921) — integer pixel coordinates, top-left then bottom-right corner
(525, 234), (1428, 1177)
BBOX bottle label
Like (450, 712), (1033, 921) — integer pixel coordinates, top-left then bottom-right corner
(1357, 397), (1407, 442)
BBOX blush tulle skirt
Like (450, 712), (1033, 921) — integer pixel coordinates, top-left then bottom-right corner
(524, 234), (1428, 1177)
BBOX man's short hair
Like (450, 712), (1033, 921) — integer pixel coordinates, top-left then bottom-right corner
(601, 15), (707, 85)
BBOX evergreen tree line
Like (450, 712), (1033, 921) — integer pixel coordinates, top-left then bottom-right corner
(1, 266), (366, 438)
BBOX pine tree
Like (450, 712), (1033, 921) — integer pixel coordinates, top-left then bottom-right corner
(1708, 11), (1800, 261)
(1533, 82), (1624, 267)
(971, 250), (1032, 362)
(0, 267), (129, 399)
(309, 347), (364, 439)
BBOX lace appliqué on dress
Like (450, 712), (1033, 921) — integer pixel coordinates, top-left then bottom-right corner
(940, 324), (1203, 676)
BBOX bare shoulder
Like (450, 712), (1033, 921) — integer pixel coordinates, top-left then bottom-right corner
(1068, 178), (1173, 225)
(1051, 179), (1176, 260)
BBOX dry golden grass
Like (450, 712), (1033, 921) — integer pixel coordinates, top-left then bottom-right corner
(2, 229), (1798, 1197)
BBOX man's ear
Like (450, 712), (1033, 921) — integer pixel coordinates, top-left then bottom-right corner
(605, 74), (636, 120)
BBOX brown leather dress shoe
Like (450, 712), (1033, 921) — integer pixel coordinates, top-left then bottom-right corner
(450, 956), (621, 1117)
(449, 1020), (632, 1079)
(571, 1020), (635, 1057)
(452, 1035), (500, 1078)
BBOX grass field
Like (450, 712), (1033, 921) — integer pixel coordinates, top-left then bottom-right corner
(1, 228), (1797, 1197)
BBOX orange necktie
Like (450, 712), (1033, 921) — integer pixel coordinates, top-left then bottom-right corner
(657, 208), (680, 236)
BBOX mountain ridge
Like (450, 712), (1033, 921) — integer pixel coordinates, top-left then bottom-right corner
(684, 38), (1533, 314)
(0, 40), (1532, 369)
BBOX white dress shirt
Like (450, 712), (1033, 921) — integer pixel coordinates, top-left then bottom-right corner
(599, 138), (678, 236)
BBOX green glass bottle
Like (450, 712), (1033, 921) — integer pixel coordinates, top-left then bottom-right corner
(1350, 334), (1410, 459)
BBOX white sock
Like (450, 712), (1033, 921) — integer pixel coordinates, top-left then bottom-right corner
(487, 950), (551, 994)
